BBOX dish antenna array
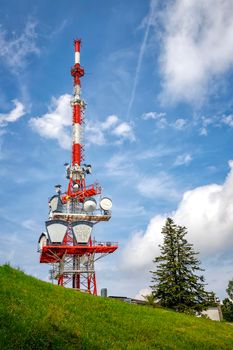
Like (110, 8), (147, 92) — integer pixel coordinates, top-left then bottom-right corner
(38, 39), (118, 294)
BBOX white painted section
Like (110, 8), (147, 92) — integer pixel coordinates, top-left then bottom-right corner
(74, 85), (80, 99)
(73, 222), (93, 243)
(46, 222), (68, 243)
(100, 197), (112, 211)
(74, 94), (80, 101)
(84, 198), (97, 213)
(73, 123), (82, 144)
(75, 51), (80, 64)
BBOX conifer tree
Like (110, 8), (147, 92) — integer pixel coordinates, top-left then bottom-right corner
(151, 218), (208, 312)
(222, 279), (233, 321)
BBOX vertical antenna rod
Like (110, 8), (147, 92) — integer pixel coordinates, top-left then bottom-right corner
(71, 39), (85, 166)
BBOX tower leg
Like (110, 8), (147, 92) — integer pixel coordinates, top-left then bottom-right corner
(58, 275), (64, 286)
(87, 275), (91, 293)
(51, 253), (98, 294)
(76, 274), (80, 289)
(72, 256), (76, 288)
(93, 273), (97, 295)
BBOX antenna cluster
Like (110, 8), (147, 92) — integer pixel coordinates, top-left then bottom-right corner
(38, 39), (118, 294)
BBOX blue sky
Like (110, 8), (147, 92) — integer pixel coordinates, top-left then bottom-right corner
(1, 0), (233, 299)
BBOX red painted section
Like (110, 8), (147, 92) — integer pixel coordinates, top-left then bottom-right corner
(65, 182), (101, 200)
(40, 244), (118, 263)
(58, 275), (64, 286)
(87, 276), (91, 292)
(93, 274), (97, 295)
(73, 104), (81, 124)
(72, 143), (81, 166)
(74, 39), (81, 52)
(71, 64), (84, 86)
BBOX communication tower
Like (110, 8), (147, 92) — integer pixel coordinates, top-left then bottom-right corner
(38, 39), (118, 295)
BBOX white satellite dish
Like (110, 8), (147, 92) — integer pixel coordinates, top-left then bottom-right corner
(73, 183), (79, 192)
(83, 198), (97, 212)
(100, 197), (112, 211)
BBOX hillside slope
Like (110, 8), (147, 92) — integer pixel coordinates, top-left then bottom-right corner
(0, 265), (233, 350)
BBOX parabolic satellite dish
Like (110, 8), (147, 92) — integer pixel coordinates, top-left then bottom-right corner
(83, 197), (97, 212)
(100, 197), (112, 211)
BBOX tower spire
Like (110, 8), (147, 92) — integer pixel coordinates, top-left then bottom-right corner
(71, 39), (85, 166)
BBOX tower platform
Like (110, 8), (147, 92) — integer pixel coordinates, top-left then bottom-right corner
(51, 212), (111, 222)
(40, 242), (118, 263)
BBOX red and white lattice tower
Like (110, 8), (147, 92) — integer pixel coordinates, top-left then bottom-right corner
(38, 39), (118, 295)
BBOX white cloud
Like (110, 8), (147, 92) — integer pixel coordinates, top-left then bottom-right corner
(134, 288), (151, 300)
(174, 153), (192, 166)
(142, 112), (166, 120)
(0, 19), (39, 72)
(30, 94), (135, 148)
(112, 122), (135, 141)
(142, 112), (188, 131)
(158, 0), (233, 103)
(101, 115), (119, 130)
(142, 110), (233, 136)
(173, 118), (187, 130)
(85, 121), (106, 146)
(121, 215), (165, 270)
(0, 99), (25, 126)
(199, 127), (208, 136)
(142, 111), (168, 129)
(197, 115), (217, 136)
(137, 173), (180, 201)
(87, 117), (135, 145)
(29, 94), (72, 149)
(106, 153), (134, 177)
(223, 114), (233, 127)
(122, 161), (233, 271)
(197, 113), (233, 135)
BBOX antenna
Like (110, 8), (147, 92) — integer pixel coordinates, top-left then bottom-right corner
(38, 39), (118, 295)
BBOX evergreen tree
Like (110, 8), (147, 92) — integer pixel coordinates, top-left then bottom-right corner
(226, 279), (233, 300)
(150, 218), (208, 313)
(222, 279), (233, 321)
(222, 298), (233, 322)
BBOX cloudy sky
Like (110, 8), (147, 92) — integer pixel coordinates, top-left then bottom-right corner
(1, 0), (233, 299)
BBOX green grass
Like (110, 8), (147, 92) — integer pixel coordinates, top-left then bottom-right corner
(0, 265), (233, 350)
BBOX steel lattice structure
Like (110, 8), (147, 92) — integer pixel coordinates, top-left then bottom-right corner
(38, 39), (118, 295)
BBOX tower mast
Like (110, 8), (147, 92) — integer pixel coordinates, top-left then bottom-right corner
(38, 39), (118, 295)
(71, 39), (84, 167)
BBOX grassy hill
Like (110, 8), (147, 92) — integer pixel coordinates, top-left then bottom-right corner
(0, 265), (233, 350)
